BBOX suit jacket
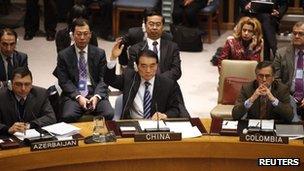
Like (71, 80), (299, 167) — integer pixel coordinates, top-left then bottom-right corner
(104, 66), (180, 119)
(0, 86), (56, 134)
(0, 51), (28, 81)
(232, 80), (293, 123)
(55, 44), (108, 100)
(273, 44), (295, 90)
(118, 27), (173, 66)
(55, 28), (98, 53)
(128, 38), (181, 81)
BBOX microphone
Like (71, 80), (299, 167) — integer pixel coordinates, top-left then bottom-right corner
(144, 103), (170, 132)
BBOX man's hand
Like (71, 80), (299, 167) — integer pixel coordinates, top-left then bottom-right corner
(111, 38), (124, 61)
(250, 84), (268, 103)
(151, 112), (168, 120)
(299, 99), (304, 108)
(264, 86), (276, 102)
(183, 0), (194, 6)
(8, 122), (28, 134)
(89, 96), (100, 110)
(245, 2), (251, 10)
(271, 9), (279, 17)
(77, 96), (90, 109)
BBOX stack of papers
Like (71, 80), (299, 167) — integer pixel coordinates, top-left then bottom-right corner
(165, 121), (202, 139)
(248, 119), (274, 132)
(138, 120), (168, 130)
(42, 122), (81, 137)
(14, 129), (41, 141)
(222, 120), (238, 130)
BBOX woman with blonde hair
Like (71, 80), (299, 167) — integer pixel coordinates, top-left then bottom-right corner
(218, 17), (263, 70)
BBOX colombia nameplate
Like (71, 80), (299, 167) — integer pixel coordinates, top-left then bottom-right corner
(30, 139), (79, 151)
(134, 132), (181, 142)
(240, 133), (288, 144)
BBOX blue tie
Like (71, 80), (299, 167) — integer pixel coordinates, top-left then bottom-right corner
(78, 51), (88, 97)
(143, 81), (152, 118)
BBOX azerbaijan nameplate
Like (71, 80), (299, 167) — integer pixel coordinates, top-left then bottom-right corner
(30, 139), (79, 151)
(134, 132), (182, 142)
(240, 133), (288, 144)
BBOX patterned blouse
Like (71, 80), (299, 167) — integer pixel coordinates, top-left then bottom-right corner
(217, 36), (263, 70)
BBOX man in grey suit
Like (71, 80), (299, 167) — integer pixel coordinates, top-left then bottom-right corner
(0, 67), (56, 135)
(0, 28), (28, 87)
(232, 61), (293, 123)
(54, 18), (113, 122)
(273, 21), (304, 121)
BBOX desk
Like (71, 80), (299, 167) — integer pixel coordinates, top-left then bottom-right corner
(0, 119), (303, 171)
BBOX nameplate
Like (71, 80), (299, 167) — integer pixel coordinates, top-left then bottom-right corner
(30, 139), (79, 151)
(134, 132), (182, 142)
(240, 133), (288, 144)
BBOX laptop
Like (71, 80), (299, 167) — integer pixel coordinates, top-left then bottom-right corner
(250, 0), (274, 14)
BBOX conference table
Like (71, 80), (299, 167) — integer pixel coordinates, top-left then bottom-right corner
(0, 119), (303, 171)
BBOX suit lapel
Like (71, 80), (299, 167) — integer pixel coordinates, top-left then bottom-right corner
(70, 45), (79, 83)
(7, 90), (20, 121)
(87, 45), (94, 85)
(0, 56), (6, 80)
(287, 46), (295, 81)
(159, 39), (167, 72)
(151, 76), (160, 114)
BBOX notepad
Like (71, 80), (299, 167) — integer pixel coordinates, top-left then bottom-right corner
(248, 119), (274, 132)
(222, 120), (238, 130)
(42, 122), (81, 137)
(165, 121), (202, 138)
(276, 124), (304, 138)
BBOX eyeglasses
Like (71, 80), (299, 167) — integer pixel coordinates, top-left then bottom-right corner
(13, 82), (32, 88)
(74, 31), (91, 37)
(292, 31), (304, 37)
(1, 42), (16, 47)
(147, 22), (162, 28)
(257, 74), (272, 79)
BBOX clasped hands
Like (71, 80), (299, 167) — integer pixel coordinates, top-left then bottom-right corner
(77, 95), (99, 110)
(249, 84), (276, 103)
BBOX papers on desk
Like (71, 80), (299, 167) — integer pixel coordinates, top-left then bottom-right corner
(222, 120), (238, 130)
(138, 120), (168, 131)
(165, 121), (202, 139)
(14, 129), (41, 141)
(248, 119), (274, 132)
(276, 124), (304, 139)
(42, 122), (80, 137)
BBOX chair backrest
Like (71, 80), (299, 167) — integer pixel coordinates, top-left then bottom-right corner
(218, 60), (258, 103)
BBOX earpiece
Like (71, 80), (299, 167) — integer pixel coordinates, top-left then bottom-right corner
(7, 80), (12, 91)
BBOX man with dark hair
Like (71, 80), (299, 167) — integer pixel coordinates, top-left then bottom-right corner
(232, 61), (293, 123)
(239, 0), (288, 60)
(273, 22), (304, 121)
(105, 46), (180, 119)
(54, 18), (114, 122)
(0, 28), (28, 87)
(172, 0), (207, 27)
(23, 0), (57, 41)
(0, 67), (56, 135)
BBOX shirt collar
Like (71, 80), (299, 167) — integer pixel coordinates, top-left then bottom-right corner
(147, 38), (160, 47)
(141, 76), (155, 86)
(75, 45), (88, 54)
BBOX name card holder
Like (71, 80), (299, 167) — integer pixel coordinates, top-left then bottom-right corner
(134, 132), (182, 142)
(30, 139), (79, 151)
(240, 133), (288, 144)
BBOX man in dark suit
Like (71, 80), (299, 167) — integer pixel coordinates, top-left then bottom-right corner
(172, 0), (207, 27)
(0, 28), (28, 87)
(232, 61), (293, 123)
(23, 0), (57, 41)
(0, 67), (56, 135)
(273, 22), (304, 121)
(239, 0), (288, 60)
(54, 18), (113, 122)
(105, 48), (180, 119)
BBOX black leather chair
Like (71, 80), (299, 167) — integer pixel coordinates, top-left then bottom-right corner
(199, 0), (221, 43)
(112, 0), (160, 38)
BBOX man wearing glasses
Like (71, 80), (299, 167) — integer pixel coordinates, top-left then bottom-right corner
(232, 61), (293, 123)
(0, 67), (56, 135)
(0, 28), (28, 88)
(54, 18), (114, 122)
(273, 22), (304, 122)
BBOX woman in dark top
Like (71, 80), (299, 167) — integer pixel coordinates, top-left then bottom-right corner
(55, 4), (98, 53)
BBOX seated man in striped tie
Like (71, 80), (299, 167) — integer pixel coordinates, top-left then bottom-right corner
(54, 18), (114, 122)
(105, 47), (180, 120)
(232, 61), (293, 123)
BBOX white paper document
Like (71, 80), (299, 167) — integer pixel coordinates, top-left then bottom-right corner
(248, 119), (261, 128)
(42, 122), (81, 137)
(14, 129), (41, 141)
(138, 120), (168, 130)
(165, 121), (202, 138)
(222, 120), (238, 130)
(261, 120), (274, 130)
(120, 126), (136, 131)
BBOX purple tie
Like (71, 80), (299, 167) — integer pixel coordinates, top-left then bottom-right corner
(78, 51), (88, 97)
(294, 50), (304, 101)
(152, 41), (158, 55)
